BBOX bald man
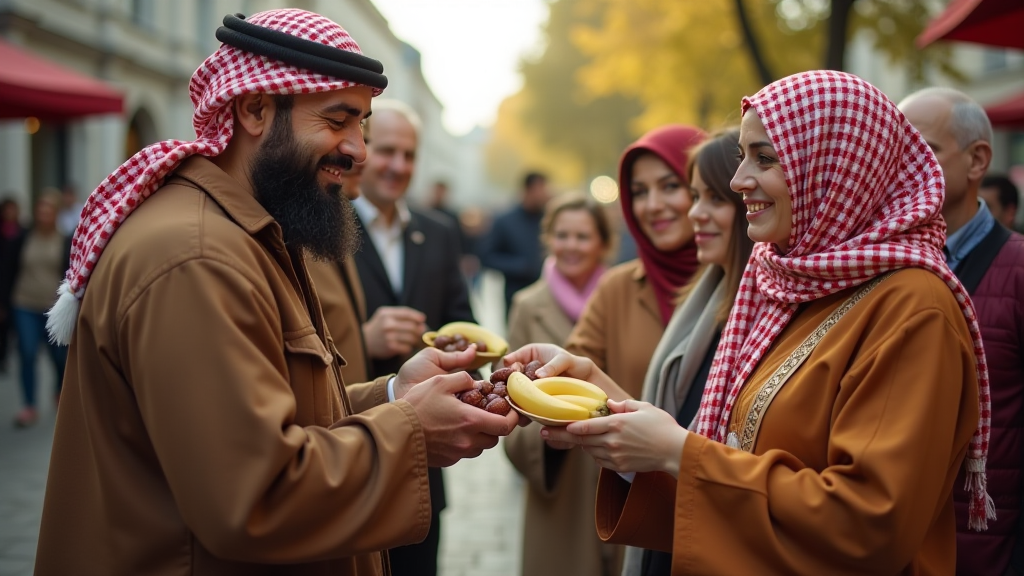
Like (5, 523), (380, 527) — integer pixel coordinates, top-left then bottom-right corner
(901, 88), (1024, 576)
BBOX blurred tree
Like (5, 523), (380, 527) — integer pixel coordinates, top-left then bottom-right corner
(486, 0), (642, 191)
(486, 92), (585, 190)
(574, 0), (957, 131)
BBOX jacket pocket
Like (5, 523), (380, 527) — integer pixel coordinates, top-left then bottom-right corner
(283, 332), (336, 426)
(284, 333), (333, 365)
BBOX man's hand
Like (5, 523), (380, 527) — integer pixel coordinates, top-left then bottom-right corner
(362, 306), (427, 359)
(401, 371), (520, 467)
(393, 345), (479, 400)
(503, 344), (630, 401)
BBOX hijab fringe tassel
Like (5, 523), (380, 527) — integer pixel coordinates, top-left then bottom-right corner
(966, 458), (996, 531)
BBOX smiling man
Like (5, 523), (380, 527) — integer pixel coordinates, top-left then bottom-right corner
(36, 10), (518, 576)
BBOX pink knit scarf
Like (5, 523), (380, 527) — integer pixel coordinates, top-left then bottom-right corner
(542, 256), (605, 322)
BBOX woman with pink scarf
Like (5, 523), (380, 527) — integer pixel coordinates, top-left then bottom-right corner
(524, 71), (991, 574)
(505, 192), (614, 348)
(503, 192), (615, 576)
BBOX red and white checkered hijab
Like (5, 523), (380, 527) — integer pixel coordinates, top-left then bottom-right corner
(693, 70), (993, 530)
(45, 9), (381, 345)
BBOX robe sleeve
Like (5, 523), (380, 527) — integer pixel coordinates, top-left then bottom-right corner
(671, 308), (977, 575)
(121, 258), (431, 563)
(595, 469), (677, 553)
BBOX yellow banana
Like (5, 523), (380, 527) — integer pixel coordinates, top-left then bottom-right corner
(534, 377), (608, 402)
(553, 394), (610, 417)
(507, 373), (590, 421)
(435, 322), (509, 356)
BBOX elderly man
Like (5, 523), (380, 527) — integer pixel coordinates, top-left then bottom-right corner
(901, 87), (1024, 576)
(36, 10), (517, 576)
(351, 99), (474, 576)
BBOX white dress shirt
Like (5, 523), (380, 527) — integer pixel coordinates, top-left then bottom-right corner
(353, 195), (411, 295)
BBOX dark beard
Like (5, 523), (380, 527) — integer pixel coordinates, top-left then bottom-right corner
(249, 114), (360, 262)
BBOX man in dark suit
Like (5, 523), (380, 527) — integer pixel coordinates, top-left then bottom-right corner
(351, 99), (474, 576)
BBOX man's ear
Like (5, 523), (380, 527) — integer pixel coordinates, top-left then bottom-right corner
(967, 140), (993, 182)
(234, 94), (273, 138)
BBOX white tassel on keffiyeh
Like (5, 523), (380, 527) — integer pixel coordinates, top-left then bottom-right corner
(46, 280), (80, 346)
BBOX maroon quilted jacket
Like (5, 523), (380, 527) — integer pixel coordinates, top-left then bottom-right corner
(955, 231), (1024, 576)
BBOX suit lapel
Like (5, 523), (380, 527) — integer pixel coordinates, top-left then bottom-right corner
(354, 214), (398, 301)
(400, 213), (425, 305)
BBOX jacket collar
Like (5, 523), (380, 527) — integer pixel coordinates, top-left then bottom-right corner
(171, 156), (277, 236)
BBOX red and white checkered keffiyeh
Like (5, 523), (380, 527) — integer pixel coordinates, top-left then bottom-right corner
(45, 8), (382, 345)
(693, 70), (993, 530)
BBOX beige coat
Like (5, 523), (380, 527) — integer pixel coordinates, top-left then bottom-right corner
(506, 277), (574, 349)
(504, 261), (664, 576)
(308, 258), (369, 384)
(36, 157), (432, 576)
(596, 269), (980, 575)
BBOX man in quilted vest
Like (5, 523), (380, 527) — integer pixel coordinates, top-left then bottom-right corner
(902, 87), (1024, 576)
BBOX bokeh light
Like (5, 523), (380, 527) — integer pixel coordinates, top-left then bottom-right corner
(589, 175), (618, 204)
(24, 117), (40, 135)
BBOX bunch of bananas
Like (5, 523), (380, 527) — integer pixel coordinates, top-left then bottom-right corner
(507, 372), (609, 421)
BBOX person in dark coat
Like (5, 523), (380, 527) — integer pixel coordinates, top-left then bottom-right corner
(479, 172), (551, 315)
(0, 197), (25, 372)
(901, 87), (1024, 576)
(350, 99), (474, 576)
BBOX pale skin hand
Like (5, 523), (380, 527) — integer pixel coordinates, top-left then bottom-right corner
(393, 346), (520, 467)
(362, 306), (428, 359)
(541, 399), (689, 478)
(503, 343), (631, 450)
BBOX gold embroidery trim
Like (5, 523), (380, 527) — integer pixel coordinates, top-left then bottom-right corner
(738, 272), (895, 453)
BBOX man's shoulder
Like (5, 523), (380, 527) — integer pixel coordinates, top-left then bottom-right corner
(99, 180), (270, 282)
(410, 206), (458, 233)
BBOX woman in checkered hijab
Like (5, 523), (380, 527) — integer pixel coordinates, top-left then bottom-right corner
(534, 70), (990, 574)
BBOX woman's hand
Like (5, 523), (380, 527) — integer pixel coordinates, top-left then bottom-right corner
(502, 344), (629, 401)
(541, 399), (688, 478)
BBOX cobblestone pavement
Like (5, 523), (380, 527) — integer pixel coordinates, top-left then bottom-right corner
(0, 270), (527, 576)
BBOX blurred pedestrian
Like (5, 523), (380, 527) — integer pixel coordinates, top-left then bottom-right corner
(0, 196), (24, 372)
(901, 87), (1024, 576)
(10, 191), (70, 427)
(979, 174), (1019, 231)
(56, 183), (83, 236)
(479, 172), (551, 315)
(351, 99), (475, 576)
(504, 191), (616, 576)
(529, 70), (989, 575)
(35, 10), (517, 575)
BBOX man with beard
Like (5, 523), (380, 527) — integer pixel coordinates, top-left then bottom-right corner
(351, 99), (475, 576)
(307, 145), (371, 384)
(35, 10), (519, 576)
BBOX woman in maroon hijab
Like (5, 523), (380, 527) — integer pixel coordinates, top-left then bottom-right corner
(504, 125), (704, 576)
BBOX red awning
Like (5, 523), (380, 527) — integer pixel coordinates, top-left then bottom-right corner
(0, 39), (124, 120)
(985, 91), (1024, 129)
(916, 0), (1024, 49)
